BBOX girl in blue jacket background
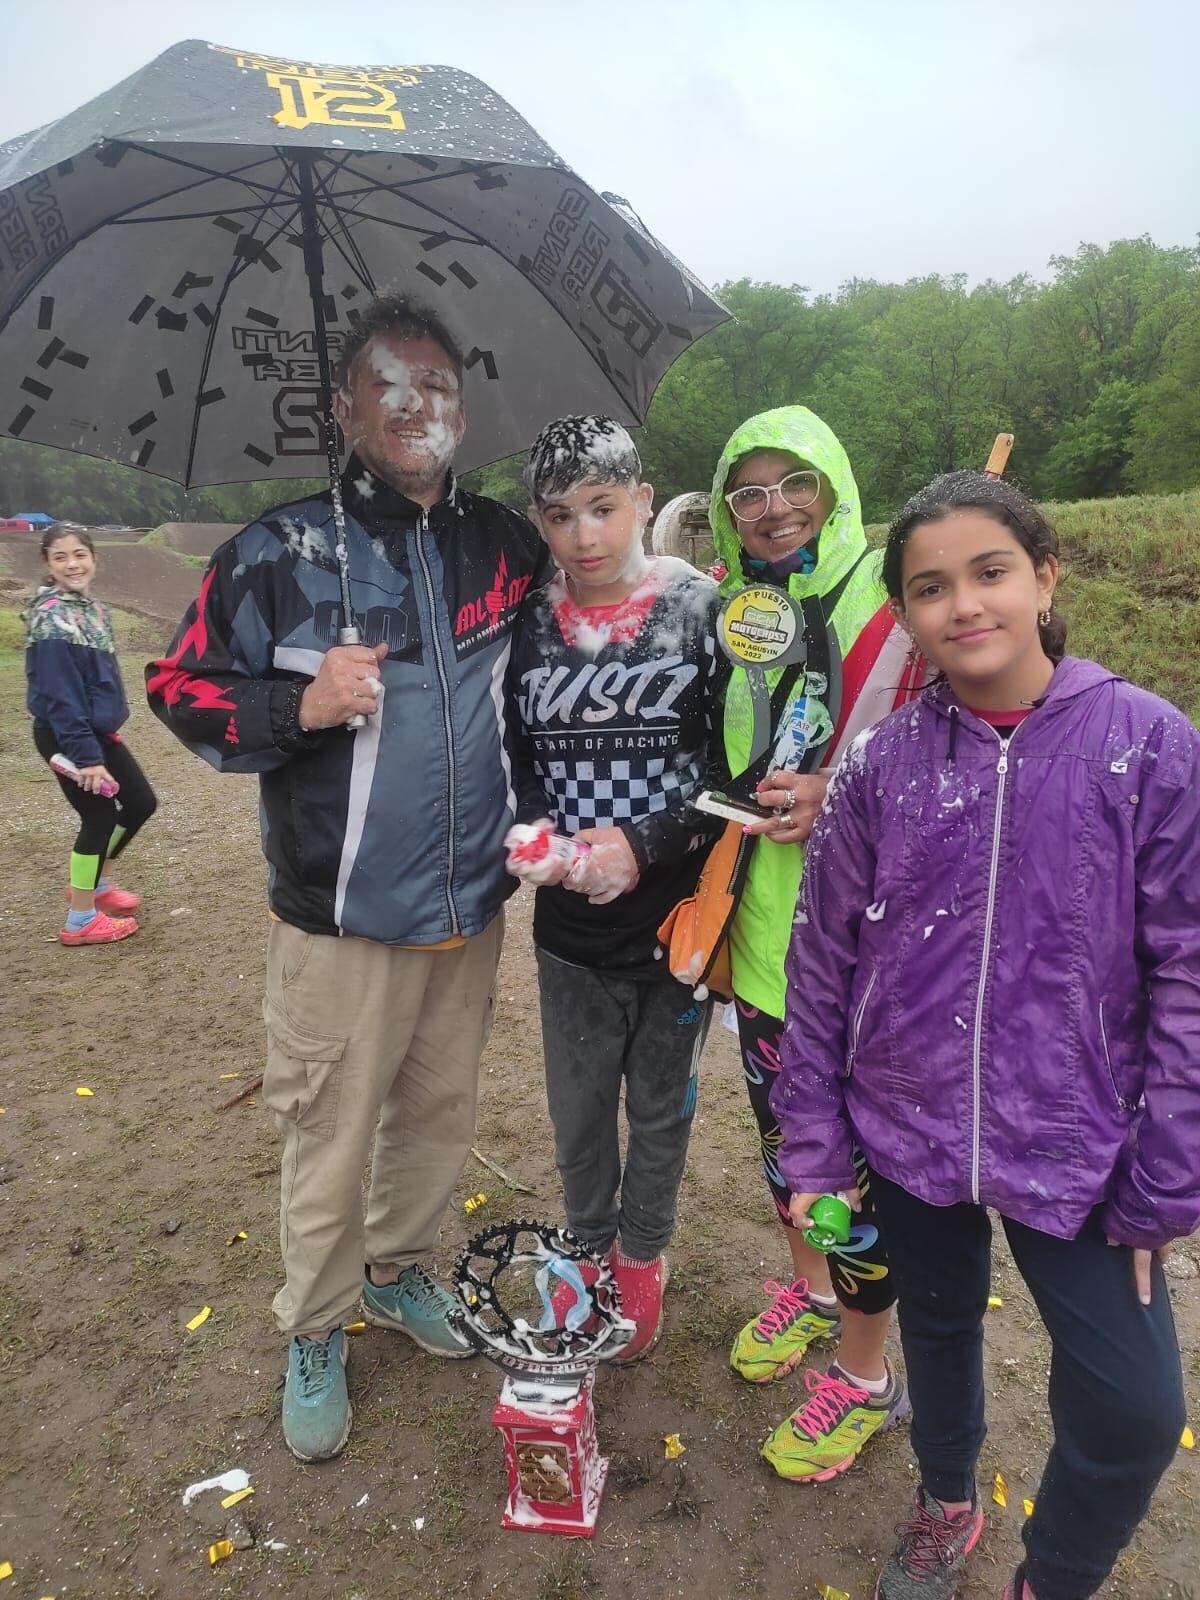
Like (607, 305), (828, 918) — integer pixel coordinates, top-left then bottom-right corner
(26, 527), (156, 945)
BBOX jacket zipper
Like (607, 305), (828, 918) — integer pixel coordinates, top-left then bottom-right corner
(1099, 1002), (1134, 1112)
(845, 968), (877, 1078)
(970, 723), (1025, 1203)
(412, 511), (460, 930)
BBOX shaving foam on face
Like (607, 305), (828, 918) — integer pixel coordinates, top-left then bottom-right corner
(366, 345), (462, 473)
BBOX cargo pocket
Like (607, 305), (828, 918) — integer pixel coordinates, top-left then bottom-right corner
(261, 998), (347, 1140)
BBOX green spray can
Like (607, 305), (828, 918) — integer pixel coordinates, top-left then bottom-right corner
(804, 1193), (852, 1253)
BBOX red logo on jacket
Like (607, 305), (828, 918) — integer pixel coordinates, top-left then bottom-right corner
(455, 551), (532, 639)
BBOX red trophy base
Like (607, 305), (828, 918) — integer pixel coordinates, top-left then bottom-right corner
(491, 1369), (608, 1537)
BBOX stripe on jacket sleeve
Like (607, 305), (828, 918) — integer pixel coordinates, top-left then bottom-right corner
(489, 637), (515, 816)
(334, 683), (385, 929)
(272, 646), (325, 676)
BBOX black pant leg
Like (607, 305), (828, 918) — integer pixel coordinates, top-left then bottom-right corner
(101, 739), (157, 853)
(32, 721), (119, 870)
(1002, 1212), (1185, 1600)
(869, 1172), (993, 1503)
(735, 997), (897, 1315)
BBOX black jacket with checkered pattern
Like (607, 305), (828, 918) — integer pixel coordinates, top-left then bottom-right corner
(511, 558), (728, 975)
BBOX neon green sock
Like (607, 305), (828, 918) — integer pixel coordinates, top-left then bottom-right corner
(69, 851), (101, 892)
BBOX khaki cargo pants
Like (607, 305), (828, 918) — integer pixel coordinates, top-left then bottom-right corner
(262, 914), (503, 1336)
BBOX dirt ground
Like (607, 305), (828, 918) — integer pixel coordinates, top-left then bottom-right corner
(1, 591), (1198, 1600)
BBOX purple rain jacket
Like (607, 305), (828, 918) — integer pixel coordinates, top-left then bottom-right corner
(771, 657), (1200, 1251)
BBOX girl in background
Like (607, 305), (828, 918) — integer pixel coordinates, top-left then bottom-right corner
(26, 527), (156, 945)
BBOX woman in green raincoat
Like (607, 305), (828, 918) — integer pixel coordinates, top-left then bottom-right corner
(713, 407), (922, 1482)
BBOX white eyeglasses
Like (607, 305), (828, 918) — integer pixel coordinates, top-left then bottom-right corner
(725, 469), (822, 523)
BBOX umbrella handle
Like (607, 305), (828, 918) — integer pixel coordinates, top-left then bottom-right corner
(338, 626), (368, 730)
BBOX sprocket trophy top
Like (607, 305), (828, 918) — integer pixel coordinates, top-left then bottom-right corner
(451, 1221), (634, 1380)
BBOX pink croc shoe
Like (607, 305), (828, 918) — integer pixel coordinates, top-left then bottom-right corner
(95, 884), (141, 915)
(610, 1249), (668, 1361)
(60, 910), (139, 946)
(63, 884), (142, 915)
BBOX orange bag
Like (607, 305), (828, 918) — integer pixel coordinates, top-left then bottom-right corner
(657, 821), (755, 1000)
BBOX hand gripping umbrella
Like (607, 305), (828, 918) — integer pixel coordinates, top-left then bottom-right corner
(0, 39), (728, 689)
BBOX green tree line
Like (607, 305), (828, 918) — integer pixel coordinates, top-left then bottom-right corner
(2, 237), (1197, 528)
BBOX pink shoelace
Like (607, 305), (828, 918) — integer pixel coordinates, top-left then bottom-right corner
(894, 1497), (974, 1577)
(754, 1277), (813, 1340)
(790, 1366), (870, 1441)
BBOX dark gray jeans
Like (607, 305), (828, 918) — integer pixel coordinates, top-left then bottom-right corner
(536, 949), (711, 1259)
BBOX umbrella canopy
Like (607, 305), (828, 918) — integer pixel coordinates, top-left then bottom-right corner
(0, 39), (727, 486)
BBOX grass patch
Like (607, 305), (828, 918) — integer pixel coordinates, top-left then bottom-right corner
(141, 526), (210, 567)
(0, 606), (24, 653)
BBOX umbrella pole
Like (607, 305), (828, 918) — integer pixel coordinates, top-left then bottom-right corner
(295, 149), (366, 729)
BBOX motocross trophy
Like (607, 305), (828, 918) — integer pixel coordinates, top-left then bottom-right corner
(451, 1221), (634, 1538)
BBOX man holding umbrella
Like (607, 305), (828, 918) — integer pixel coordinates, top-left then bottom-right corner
(2, 37), (727, 1461)
(148, 294), (550, 1461)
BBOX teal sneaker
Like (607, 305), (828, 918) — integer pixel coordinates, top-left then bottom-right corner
(362, 1265), (474, 1358)
(282, 1329), (352, 1462)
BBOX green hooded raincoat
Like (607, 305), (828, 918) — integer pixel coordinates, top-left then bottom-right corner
(710, 406), (887, 1017)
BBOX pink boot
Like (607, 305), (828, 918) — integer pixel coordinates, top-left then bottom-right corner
(610, 1249), (668, 1361)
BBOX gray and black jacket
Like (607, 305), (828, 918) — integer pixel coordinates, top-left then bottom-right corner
(147, 457), (551, 944)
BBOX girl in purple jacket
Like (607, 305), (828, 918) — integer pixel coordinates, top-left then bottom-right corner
(774, 472), (1198, 1600)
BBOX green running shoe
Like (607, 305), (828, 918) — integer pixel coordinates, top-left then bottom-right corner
(761, 1360), (910, 1482)
(362, 1264), (473, 1358)
(282, 1329), (352, 1462)
(730, 1277), (841, 1383)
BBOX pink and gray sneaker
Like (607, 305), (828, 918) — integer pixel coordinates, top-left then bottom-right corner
(874, 1486), (985, 1598)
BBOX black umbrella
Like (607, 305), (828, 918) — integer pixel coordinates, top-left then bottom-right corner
(0, 39), (728, 668)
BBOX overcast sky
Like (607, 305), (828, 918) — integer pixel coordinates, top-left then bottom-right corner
(1, 0), (1196, 297)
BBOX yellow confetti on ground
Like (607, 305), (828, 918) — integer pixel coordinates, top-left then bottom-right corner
(185, 1306), (212, 1332)
(208, 1539), (235, 1566)
(344, 1321), (368, 1335)
(0, 1108), (6, 1115)
(221, 1486), (255, 1509)
(0, 1562), (12, 1581)
(218, 1073), (241, 1080)
(74, 1087), (94, 1097)
(226, 1231), (248, 1246)
(987, 1294), (1003, 1308)
(1182, 1425), (1195, 1449)
(992, 1471), (1009, 1507)
(1023, 1497), (1035, 1516)
(819, 1584), (851, 1600)
(663, 1433), (685, 1459)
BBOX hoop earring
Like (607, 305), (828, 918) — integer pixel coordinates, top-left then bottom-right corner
(1039, 608), (1052, 626)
